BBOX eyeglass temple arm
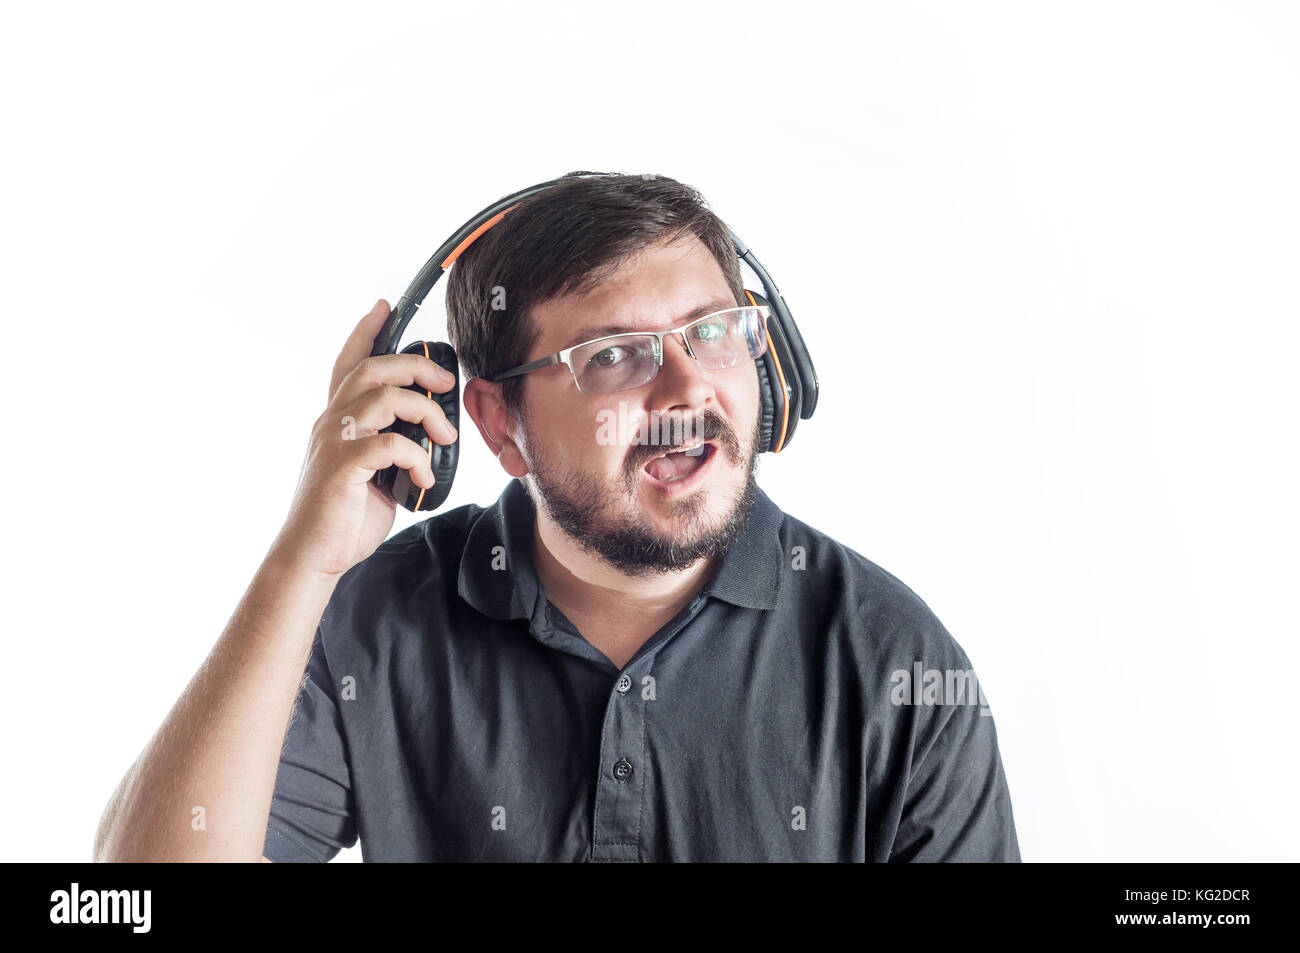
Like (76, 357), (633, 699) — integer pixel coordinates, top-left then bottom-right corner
(488, 354), (561, 382)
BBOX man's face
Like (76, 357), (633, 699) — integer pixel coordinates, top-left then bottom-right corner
(513, 233), (763, 576)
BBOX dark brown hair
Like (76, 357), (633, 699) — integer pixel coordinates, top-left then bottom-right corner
(444, 171), (745, 420)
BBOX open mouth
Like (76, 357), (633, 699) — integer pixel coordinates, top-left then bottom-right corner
(641, 441), (716, 486)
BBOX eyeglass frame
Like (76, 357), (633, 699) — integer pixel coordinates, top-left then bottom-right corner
(486, 304), (772, 394)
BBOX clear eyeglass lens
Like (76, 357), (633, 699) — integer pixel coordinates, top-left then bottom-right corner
(574, 336), (659, 393)
(573, 307), (769, 394)
(688, 307), (768, 367)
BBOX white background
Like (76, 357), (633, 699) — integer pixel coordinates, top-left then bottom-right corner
(2, 0), (1296, 862)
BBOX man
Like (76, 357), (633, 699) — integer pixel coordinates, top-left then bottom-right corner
(94, 172), (1020, 862)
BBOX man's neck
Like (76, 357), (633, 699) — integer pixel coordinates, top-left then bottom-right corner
(530, 510), (715, 668)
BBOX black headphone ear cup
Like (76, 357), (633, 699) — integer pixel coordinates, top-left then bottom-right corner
(762, 314), (803, 450)
(747, 288), (798, 453)
(753, 357), (777, 453)
(423, 342), (460, 505)
(372, 341), (460, 512)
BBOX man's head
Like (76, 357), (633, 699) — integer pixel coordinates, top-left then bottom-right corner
(451, 172), (764, 576)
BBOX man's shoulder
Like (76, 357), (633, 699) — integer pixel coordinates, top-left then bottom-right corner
(321, 496), (495, 625)
(774, 505), (972, 671)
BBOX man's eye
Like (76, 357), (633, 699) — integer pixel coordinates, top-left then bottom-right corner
(592, 346), (629, 367)
(694, 322), (727, 341)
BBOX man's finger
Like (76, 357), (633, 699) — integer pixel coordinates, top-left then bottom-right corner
(330, 299), (391, 401)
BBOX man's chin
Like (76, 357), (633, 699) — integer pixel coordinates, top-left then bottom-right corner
(526, 422), (762, 575)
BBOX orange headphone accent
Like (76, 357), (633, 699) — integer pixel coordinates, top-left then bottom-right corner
(440, 204), (519, 269)
(746, 288), (790, 452)
(413, 340), (435, 511)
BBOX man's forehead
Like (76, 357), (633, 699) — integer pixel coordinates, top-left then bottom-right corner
(532, 237), (736, 351)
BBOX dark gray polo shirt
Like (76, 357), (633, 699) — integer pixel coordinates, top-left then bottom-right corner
(262, 477), (1020, 862)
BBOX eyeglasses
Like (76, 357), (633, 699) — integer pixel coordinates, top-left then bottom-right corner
(488, 305), (771, 395)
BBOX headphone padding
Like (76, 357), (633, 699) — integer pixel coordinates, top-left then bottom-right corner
(380, 341), (460, 512)
(754, 357), (777, 453)
(763, 315), (803, 450)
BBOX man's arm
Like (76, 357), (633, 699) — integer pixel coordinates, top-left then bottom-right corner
(92, 299), (456, 863)
(93, 554), (339, 862)
(889, 691), (1020, 862)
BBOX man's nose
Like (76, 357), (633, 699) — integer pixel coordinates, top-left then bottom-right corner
(650, 332), (714, 408)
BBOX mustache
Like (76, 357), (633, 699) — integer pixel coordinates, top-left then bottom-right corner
(625, 410), (741, 473)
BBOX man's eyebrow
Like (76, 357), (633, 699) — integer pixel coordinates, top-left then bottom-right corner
(561, 297), (739, 351)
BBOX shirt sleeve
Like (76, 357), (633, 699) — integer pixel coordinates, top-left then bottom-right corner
(888, 685), (1021, 862)
(262, 625), (358, 862)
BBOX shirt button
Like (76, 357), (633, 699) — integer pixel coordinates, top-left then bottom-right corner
(612, 758), (634, 782)
(616, 674), (632, 694)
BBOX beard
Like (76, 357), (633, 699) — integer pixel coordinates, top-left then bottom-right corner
(520, 406), (763, 577)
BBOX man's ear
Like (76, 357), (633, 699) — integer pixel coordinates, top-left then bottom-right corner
(462, 377), (529, 479)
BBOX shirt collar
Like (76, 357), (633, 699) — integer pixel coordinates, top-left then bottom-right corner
(456, 477), (785, 623)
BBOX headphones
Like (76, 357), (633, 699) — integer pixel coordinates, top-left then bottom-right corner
(370, 174), (820, 512)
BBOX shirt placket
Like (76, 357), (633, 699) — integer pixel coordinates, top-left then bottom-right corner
(587, 598), (708, 862)
(589, 662), (646, 862)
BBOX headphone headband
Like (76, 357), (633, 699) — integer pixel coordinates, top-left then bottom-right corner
(372, 177), (570, 358)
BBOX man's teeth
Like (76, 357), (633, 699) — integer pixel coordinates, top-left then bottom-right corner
(647, 443), (708, 462)
(643, 442), (711, 483)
